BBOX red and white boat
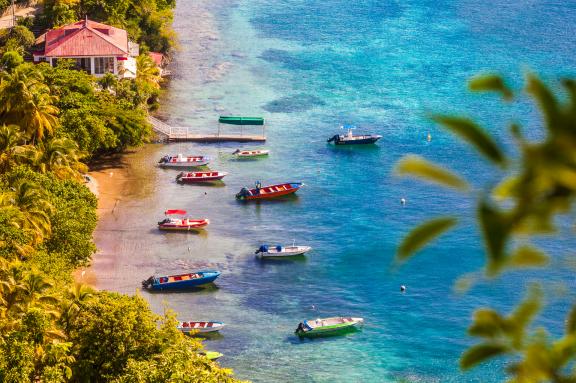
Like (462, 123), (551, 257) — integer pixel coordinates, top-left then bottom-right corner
(177, 321), (225, 334)
(236, 182), (304, 201)
(176, 171), (228, 183)
(158, 210), (209, 231)
(158, 154), (210, 168)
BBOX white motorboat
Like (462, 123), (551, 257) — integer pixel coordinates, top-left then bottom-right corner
(255, 244), (312, 258)
(158, 154), (210, 168)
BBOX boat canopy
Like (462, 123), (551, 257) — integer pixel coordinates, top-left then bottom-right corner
(219, 116), (265, 126)
(165, 209), (187, 215)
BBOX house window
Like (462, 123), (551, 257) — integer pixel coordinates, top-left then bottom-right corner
(75, 58), (91, 73)
(94, 57), (115, 74)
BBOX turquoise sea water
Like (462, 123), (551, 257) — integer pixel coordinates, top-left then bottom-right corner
(96, 1), (576, 382)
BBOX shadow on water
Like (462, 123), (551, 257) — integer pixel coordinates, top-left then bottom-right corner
(254, 256), (308, 266)
(176, 181), (227, 188)
(190, 332), (225, 341)
(155, 230), (210, 238)
(143, 283), (221, 295)
(326, 143), (381, 156)
(236, 194), (301, 206)
(286, 327), (362, 345)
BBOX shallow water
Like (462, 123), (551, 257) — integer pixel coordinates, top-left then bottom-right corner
(95, 1), (576, 382)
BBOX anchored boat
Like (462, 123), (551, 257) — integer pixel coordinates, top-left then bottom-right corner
(295, 317), (364, 337)
(178, 321), (225, 334)
(255, 244), (312, 258)
(158, 210), (209, 231)
(236, 181), (303, 200)
(176, 171), (228, 183)
(158, 154), (210, 168)
(142, 270), (221, 291)
(232, 149), (270, 158)
(327, 126), (381, 145)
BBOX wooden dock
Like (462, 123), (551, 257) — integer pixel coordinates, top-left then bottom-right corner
(148, 116), (266, 142)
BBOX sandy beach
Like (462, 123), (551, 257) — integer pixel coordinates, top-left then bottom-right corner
(79, 154), (133, 287)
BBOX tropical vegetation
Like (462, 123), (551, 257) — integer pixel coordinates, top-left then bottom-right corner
(395, 73), (576, 382)
(0, 6), (243, 382)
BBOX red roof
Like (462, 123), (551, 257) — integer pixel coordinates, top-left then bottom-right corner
(43, 19), (129, 57)
(149, 52), (164, 66)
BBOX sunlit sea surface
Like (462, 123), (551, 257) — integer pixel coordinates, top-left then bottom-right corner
(94, 1), (576, 381)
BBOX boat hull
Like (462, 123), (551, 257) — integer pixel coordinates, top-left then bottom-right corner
(158, 219), (209, 231)
(236, 183), (303, 201)
(145, 271), (220, 291)
(177, 172), (228, 183)
(178, 321), (225, 334)
(333, 137), (381, 145)
(159, 161), (210, 168)
(257, 246), (312, 258)
(296, 317), (363, 338)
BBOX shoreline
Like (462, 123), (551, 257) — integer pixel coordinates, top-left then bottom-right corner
(79, 154), (133, 287)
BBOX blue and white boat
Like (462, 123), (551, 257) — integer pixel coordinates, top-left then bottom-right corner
(327, 125), (381, 145)
(142, 270), (220, 291)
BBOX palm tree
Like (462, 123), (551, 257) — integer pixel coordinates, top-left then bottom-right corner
(0, 124), (24, 171)
(10, 180), (54, 244)
(25, 137), (88, 180)
(0, 65), (59, 143)
(136, 54), (161, 89)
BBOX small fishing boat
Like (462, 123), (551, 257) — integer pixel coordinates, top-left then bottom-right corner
(158, 154), (210, 168)
(327, 126), (381, 145)
(295, 317), (364, 337)
(201, 351), (223, 361)
(142, 270), (221, 291)
(176, 171), (228, 183)
(255, 244), (312, 258)
(232, 149), (270, 158)
(236, 181), (303, 200)
(178, 321), (225, 334)
(158, 210), (209, 231)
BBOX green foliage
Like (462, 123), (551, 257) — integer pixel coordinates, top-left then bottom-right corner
(395, 155), (469, 191)
(1, 50), (23, 72)
(397, 217), (457, 262)
(395, 73), (576, 381)
(0, 26), (35, 55)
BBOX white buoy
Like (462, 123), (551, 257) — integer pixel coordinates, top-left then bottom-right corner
(400, 285), (406, 292)
(427, 132), (432, 142)
(400, 198), (406, 206)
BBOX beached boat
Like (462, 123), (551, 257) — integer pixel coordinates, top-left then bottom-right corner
(236, 182), (303, 200)
(178, 321), (225, 334)
(201, 351), (223, 361)
(142, 270), (221, 291)
(255, 244), (312, 258)
(176, 171), (228, 183)
(158, 210), (209, 231)
(327, 126), (381, 145)
(232, 149), (270, 158)
(158, 154), (210, 168)
(295, 317), (364, 337)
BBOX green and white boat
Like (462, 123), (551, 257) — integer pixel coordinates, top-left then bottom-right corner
(295, 316), (364, 337)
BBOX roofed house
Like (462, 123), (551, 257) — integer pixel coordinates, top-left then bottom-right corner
(33, 18), (139, 79)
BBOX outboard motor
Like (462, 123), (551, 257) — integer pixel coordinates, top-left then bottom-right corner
(158, 155), (169, 164)
(158, 218), (170, 225)
(295, 322), (305, 334)
(176, 172), (184, 181)
(255, 245), (269, 254)
(232, 149), (240, 154)
(327, 134), (340, 143)
(142, 276), (154, 289)
(236, 187), (250, 200)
